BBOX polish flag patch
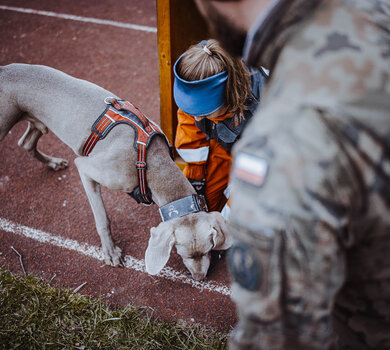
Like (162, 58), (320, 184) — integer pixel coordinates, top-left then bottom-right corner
(233, 153), (269, 187)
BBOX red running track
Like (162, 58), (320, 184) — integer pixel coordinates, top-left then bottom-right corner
(0, 0), (237, 332)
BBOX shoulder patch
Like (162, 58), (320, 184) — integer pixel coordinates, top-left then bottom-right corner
(228, 242), (261, 291)
(232, 152), (269, 187)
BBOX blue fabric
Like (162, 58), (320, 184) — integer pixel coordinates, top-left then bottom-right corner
(173, 54), (228, 117)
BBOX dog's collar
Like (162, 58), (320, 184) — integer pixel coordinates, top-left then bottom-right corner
(159, 194), (208, 222)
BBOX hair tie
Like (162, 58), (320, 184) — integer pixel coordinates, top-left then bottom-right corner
(203, 45), (212, 56)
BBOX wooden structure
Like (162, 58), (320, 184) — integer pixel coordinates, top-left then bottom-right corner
(157, 0), (210, 145)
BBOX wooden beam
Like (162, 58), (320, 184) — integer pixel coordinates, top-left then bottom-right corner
(157, 0), (209, 144)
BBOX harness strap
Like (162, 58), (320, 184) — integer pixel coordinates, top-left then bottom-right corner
(82, 98), (171, 205)
(136, 143), (152, 204)
(83, 127), (101, 157)
(111, 99), (154, 135)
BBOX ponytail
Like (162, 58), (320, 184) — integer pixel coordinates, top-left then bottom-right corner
(176, 39), (251, 125)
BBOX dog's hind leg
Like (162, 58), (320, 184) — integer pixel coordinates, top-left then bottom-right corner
(74, 156), (123, 267)
(18, 118), (69, 171)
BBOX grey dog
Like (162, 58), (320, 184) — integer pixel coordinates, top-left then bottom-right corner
(0, 63), (231, 280)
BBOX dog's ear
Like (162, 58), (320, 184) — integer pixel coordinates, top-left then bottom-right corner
(145, 222), (175, 275)
(209, 212), (233, 250)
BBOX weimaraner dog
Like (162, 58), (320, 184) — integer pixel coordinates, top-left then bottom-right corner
(0, 64), (231, 281)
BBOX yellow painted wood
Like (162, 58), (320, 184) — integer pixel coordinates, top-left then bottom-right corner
(157, 0), (210, 145)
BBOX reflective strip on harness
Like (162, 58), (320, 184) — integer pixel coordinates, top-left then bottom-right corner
(82, 98), (171, 205)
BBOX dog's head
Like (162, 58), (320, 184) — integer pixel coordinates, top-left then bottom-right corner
(145, 211), (231, 280)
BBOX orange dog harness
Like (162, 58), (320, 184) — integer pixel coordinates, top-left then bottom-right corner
(82, 98), (171, 205)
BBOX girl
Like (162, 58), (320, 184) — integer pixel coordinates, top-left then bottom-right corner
(174, 39), (267, 217)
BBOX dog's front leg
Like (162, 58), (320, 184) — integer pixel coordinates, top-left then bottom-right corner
(74, 157), (123, 267)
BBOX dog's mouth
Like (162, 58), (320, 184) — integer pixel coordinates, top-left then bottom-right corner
(187, 263), (208, 281)
(185, 251), (225, 281)
(192, 273), (206, 281)
(194, 251), (224, 280)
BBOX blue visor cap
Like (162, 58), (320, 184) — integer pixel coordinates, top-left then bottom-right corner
(173, 55), (228, 117)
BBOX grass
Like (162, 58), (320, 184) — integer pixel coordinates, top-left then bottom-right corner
(0, 269), (227, 349)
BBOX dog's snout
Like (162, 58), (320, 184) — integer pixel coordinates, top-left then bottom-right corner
(183, 252), (211, 281)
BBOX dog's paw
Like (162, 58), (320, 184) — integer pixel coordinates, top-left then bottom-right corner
(48, 157), (69, 171)
(104, 245), (123, 267)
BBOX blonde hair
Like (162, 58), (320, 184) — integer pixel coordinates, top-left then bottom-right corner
(176, 39), (251, 124)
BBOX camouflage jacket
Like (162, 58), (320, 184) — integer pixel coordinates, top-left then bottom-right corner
(228, 0), (390, 349)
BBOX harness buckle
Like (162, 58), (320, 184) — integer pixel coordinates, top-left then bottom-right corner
(136, 161), (147, 169)
(196, 194), (208, 212)
(91, 128), (104, 138)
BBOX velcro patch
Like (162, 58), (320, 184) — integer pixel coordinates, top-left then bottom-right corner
(233, 152), (269, 187)
(228, 242), (261, 291)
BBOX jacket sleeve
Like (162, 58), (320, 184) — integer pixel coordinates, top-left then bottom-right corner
(229, 107), (347, 349)
(175, 109), (209, 180)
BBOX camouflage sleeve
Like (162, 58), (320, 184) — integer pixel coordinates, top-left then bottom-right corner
(228, 105), (353, 349)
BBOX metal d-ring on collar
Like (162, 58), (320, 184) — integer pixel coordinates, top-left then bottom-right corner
(159, 194), (208, 222)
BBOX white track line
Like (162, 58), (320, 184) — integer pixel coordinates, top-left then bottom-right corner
(0, 5), (157, 33)
(0, 217), (231, 296)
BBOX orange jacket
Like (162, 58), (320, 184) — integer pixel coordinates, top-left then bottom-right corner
(175, 109), (232, 213)
(174, 67), (266, 214)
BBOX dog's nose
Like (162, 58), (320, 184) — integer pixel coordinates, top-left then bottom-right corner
(192, 273), (206, 281)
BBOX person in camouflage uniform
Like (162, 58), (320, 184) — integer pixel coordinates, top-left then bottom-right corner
(193, 0), (390, 349)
